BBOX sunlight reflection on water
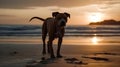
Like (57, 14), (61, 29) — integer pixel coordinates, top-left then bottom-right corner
(0, 36), (120, 45)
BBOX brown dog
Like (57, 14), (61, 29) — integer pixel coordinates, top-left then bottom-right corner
(29, 12), (70, 58)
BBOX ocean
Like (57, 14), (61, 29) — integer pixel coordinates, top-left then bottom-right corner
(0, 25), (120, 36)
(0, 24), (120, 45)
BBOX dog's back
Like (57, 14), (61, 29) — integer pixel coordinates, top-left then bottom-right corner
(45, 17), (55, 29)
(44, 17), (57, 39)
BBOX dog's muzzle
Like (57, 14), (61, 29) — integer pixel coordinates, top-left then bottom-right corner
(58, 19), (66, 27)
(60, 21), (66, 26)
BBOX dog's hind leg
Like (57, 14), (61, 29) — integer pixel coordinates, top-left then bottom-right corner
(42, 23), (47, 55)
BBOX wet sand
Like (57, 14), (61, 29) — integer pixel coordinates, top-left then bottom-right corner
(0, 44), (120, 67)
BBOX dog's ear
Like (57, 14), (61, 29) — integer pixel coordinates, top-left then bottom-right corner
(64, 12), (70, 18)
(52, 12), (59, 17)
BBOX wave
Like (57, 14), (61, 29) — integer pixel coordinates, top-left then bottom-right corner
(0, 25), (120, 36)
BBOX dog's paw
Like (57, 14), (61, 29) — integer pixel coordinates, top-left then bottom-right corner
(57, 55), (63, 58)
(42, 51), (46, 55)
(50, 55), (56, 59)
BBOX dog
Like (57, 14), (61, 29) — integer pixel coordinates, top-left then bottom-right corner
(29, 12), (70, 58)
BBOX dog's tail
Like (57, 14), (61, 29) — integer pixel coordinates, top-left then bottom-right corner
(29, 17), (45, 22)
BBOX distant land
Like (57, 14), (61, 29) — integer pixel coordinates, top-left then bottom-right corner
(89, 19), (120, 25)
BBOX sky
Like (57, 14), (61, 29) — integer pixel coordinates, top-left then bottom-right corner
(0, 0), (120, 25)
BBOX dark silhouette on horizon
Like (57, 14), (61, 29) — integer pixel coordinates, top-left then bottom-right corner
(89, 19), (120, 25)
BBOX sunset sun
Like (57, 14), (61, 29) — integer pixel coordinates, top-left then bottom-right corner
(88, 13), (103, 22)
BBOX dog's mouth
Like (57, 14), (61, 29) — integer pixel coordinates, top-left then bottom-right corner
(58, 18), (67, 27)
(60, 21), (66, 27)
(57, 24), (65, 29)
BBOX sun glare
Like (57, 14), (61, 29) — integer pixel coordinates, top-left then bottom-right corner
(88, 13), (103, 22)
(91, 36), (99, 45)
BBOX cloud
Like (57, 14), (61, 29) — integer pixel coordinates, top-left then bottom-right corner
(0, 0), (119, 9)
(96, 0), (120, 9)
(0, 14), (16, 17)
(99, 0), (120, 5)
(46, 6), (61, 11)
(0, 0), (100, 9)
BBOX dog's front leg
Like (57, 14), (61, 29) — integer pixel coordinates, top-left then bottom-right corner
(57, 37), (63, 58)
(48, 40), (55, 58)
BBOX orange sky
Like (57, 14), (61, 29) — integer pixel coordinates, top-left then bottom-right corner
(0, 0), (120, 25)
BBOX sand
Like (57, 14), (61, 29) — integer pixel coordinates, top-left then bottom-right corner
(0, 44), (120, 67)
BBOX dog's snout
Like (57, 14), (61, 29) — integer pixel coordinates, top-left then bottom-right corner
(61, 21), (65, 23)
(58, 18), (66, 27)
(60, 21), (66, 26)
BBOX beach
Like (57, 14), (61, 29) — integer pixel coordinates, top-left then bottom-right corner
(0, 44), (120, 67)
(0, 25), (120, 67)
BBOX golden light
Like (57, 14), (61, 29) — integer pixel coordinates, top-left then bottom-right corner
(88, 13), (103, 22)
(91, 36), (99, 45)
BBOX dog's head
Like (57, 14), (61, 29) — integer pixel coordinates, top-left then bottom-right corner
(52, 12), (70, 37)
(52, 12), (70, 27)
